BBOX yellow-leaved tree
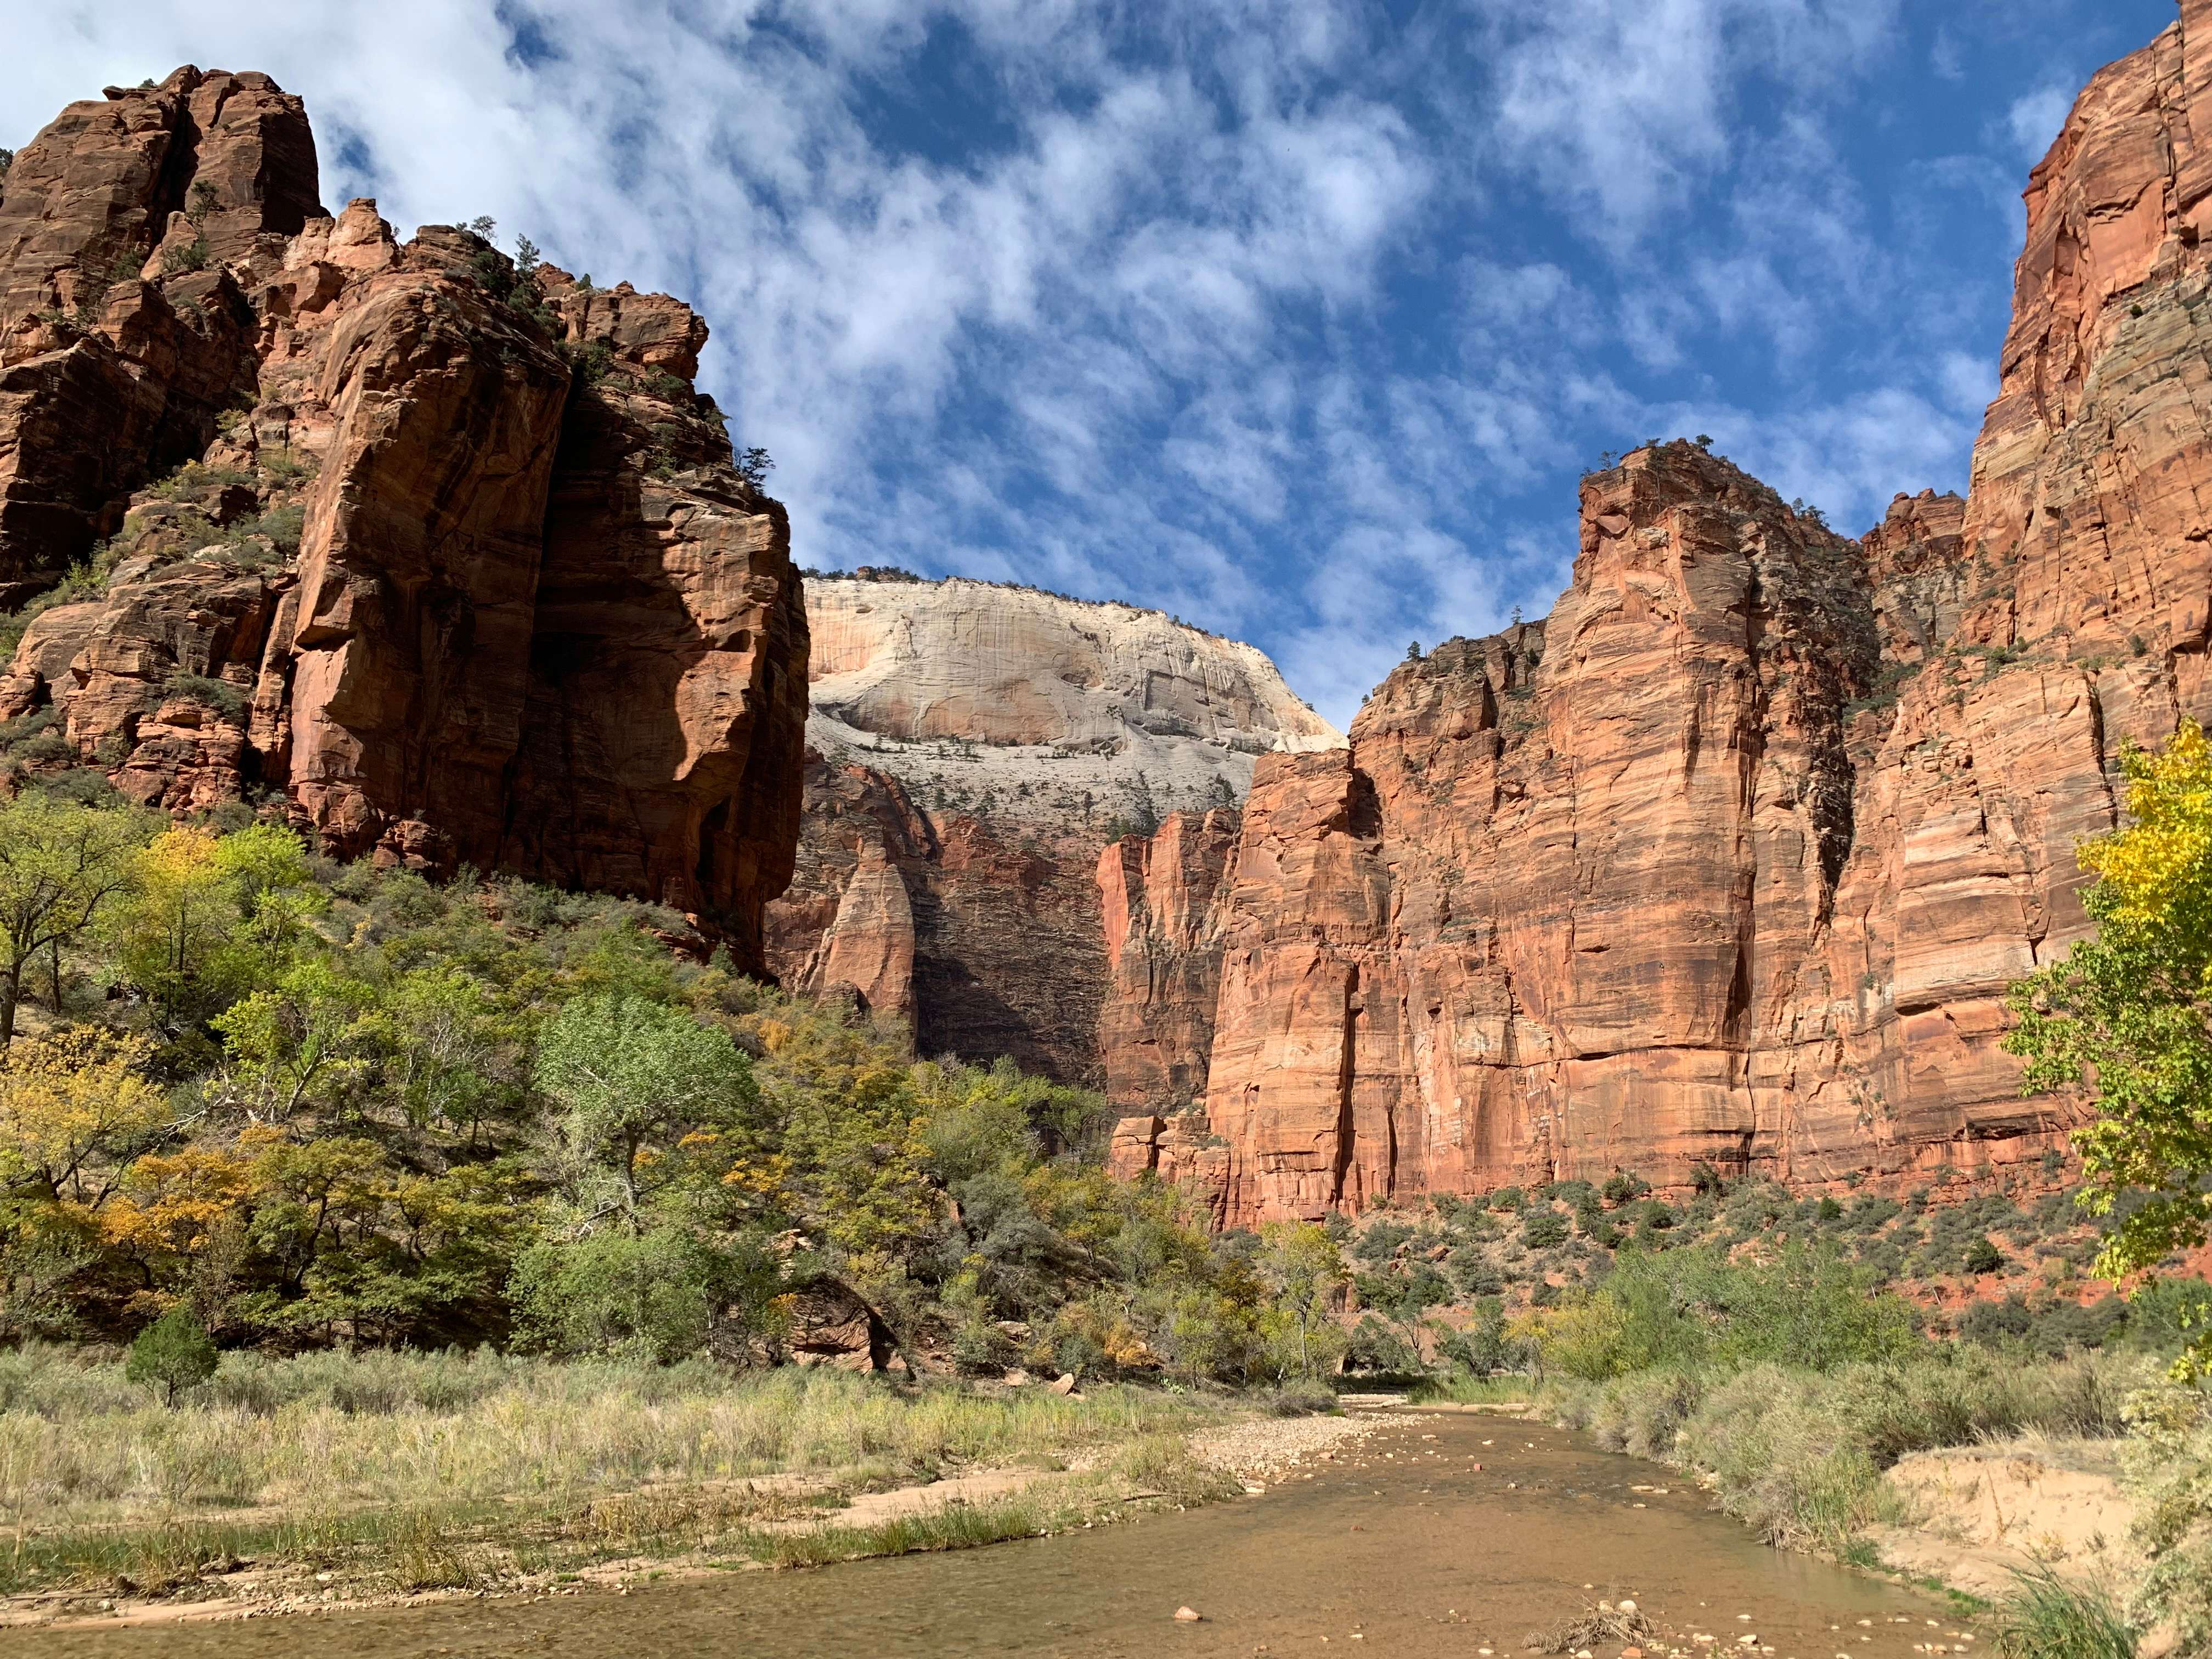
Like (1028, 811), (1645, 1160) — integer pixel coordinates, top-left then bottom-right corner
(0, 1027), (170, 1206)
(0, 1025), (171, 1338)
(2006, 718), (2212, 1376)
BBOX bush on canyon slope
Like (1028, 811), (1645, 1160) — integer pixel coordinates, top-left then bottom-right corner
(1507, 1244), (1919, 1383)
(0, 782), (1331, 1384)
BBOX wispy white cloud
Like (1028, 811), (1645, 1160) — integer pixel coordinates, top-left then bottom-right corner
(0, 0), (2145, 726)
(2005, 85), (2075, 161)
(1467, 0), (1902, 242)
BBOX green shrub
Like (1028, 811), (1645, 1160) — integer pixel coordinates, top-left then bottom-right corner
(164, 672), (249, 724)
(1343, 1315), (1421, 1377)
(124, 1306), (219, 1406)
(2121, 1384), (2212, 1648)
(249, 503), (306, 555)
(159, 236), (210, 274)
(1602, 1171), (1651, 1206)
(563, 340), (616, 386)
(509, 1224), (779, 1365)
(1522, 1211), (1569, 1249)
(0, 708), (70, 764)
(1523, 1246), (1918, 1382)
(1351, 1219), (1415, 1265)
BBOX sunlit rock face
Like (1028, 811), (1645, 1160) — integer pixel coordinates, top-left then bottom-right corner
(0, 71), (808, 973)
(1104, 1), (2212, 1224)
(765, 575), (1341, 1082)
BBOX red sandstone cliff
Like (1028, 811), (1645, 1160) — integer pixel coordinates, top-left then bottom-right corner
(1104, 3), (2212, 1225)
(0, 72), (806, 970)
(764, 577), (1340, 1081)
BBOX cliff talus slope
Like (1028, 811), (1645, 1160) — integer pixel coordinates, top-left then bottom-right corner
(1104, 1), (2212, 1224)
(0, 72), (806, 970)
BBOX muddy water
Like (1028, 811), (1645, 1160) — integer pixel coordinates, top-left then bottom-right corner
(5, 1413), (1965, 1659)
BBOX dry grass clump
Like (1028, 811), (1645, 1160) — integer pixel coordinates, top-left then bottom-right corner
(1528, 1601), (1658, 1654)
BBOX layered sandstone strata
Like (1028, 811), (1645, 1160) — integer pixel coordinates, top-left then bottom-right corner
(1105, 0), (2212, 1224)
(765, 577), (1339, 1080)
(0, 74), (806, 970)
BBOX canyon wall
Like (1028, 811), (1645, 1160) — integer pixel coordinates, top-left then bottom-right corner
(764, 575), (1339, 1081)
(0, 70), (807, 970)
(1105, 2), (2212, 1225)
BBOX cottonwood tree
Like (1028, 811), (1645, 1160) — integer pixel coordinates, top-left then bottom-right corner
(0, 792), (146, 1045)
(108, 823), (318, 1036)
(532, 994), (757, 1229)
(0, 1028), (168, 1205)
(2007, 718), (2212, 1376)
(515, 995), (776, 1358)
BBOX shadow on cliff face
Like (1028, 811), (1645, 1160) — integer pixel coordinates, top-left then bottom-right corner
(491, 299), (805, 975)
(913, 953), (1091, 1087)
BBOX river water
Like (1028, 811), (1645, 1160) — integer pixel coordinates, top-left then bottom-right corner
(5, 1412), (1966, 1659)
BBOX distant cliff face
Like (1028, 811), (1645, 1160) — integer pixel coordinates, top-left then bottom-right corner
(0, 69), (808, 972)
(805, 575), (1339, 827)
(1102, 0), (2212, 1225)
(764, 575), (1340, 1082)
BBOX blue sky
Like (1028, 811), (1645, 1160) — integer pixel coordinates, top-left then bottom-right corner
(4, 0), (2179, 726)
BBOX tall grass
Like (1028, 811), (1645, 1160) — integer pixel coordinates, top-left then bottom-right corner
(1543, 1348), (2153, 1554)
(0, 1346), (1233, 1596)
(1403, 1374), (1537, 1407)
(1989, 1567), (2137, 1659)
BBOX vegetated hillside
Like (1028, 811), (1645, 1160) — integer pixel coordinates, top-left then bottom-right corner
(0, 68), (807, 973)
(765, 572), (1340, 1085)
(1106, 0), (2212, 1225)
(0, 798), (1361, 1380)
(1326, 1166), (2212, 1380)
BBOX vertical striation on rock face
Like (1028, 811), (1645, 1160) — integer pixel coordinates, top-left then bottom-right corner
(0, 72), (808, 972)
(1102, 2), (2212, 1225)
(279, 224), (575, 868)
(764, 576), (1341, 1081)
(1097, 807), (1243, 1119)
(501, 274), (808, 970)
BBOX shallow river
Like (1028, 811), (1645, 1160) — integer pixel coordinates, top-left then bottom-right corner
(5, 1413), (1966, 1658)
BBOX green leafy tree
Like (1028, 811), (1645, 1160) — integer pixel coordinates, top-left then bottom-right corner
(517, 996), (773, 1358)
(1254, 1221), (1348, 1380)
(125, 1303), (218, 1405)
(509, 1223), (781, 1363)
(0, 792), (146, 1044)
(2006, 719), (2212, 1376)
(384, 966), (521, 1144)
(532, 994), (756, 1228)
(108, 823), (317, 1035)
(213, 960), (385, 1119)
